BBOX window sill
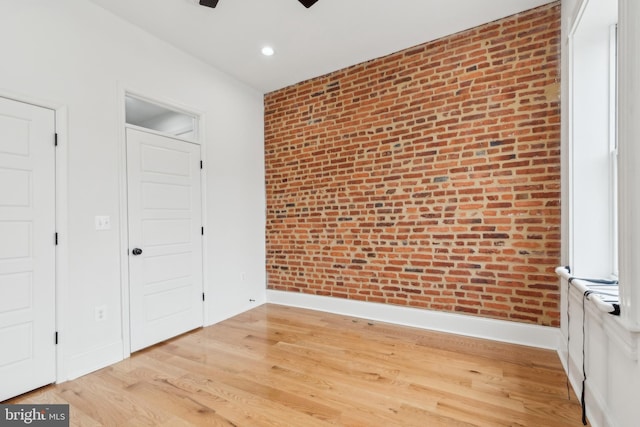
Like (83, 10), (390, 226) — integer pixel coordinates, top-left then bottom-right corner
(555, 266), (619, 314)
(557, 266), (639, 361)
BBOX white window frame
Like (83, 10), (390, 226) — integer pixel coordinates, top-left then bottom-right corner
(609, 24), (619, 279)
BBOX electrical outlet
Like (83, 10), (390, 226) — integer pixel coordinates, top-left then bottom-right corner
(95, 305), (107, 322)
(95, 215), (111, 231)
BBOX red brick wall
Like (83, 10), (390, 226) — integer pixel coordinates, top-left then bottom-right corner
(264, 3), (561, 326)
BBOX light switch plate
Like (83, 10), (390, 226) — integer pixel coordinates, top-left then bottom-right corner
(95, 215), (111, 230)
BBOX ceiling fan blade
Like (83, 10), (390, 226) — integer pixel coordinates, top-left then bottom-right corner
(298, 0), (319, 8)
(199, 0), (219, 8)
(199, 0), (317, 9)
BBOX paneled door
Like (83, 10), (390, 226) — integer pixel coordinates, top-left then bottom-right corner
(126, 128), (203, 352)
(0, 97), (56, 401)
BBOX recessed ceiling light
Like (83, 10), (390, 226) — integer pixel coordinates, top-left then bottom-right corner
(261, 46), (275, 57)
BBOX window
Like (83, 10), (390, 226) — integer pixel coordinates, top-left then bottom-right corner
(125, 95), (196, 140)
(568, 0), (618, 281)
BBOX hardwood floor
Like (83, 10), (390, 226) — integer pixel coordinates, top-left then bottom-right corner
(8, 304), (586, 426)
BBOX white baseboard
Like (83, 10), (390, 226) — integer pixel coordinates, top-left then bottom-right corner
(267, 290), (561, 350)
(62, 341), (123, 381)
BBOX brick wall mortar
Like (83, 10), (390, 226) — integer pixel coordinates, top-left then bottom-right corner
(264, 3), (561, 326)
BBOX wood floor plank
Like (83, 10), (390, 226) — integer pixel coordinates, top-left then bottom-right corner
(6, 304), (586, 426)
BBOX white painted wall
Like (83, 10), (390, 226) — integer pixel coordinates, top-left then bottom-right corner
(560, 1), (640, 426)
(0, 0), (266, 381)
(617, 0), (640, 331)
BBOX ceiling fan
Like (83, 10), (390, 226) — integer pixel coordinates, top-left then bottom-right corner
(199, 0), (319, 8)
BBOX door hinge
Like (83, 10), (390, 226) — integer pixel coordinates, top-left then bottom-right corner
(55, 232), (58, 245)
(202, 293), (205, 302)
(201, 226), (204, 236)
(55, 332), (59, 345)
(200, 160), (203, 169)
(54, 133), (58, 147)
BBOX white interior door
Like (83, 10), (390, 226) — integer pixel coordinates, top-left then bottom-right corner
(126, 128), (203, 352)
(0, 97), (56, 401)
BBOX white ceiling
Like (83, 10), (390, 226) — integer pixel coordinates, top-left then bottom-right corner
(87, 0), (555, 94)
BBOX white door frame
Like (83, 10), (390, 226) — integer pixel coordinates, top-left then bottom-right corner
(117, 87), (207, 357)
(0, 89), (69, 383)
